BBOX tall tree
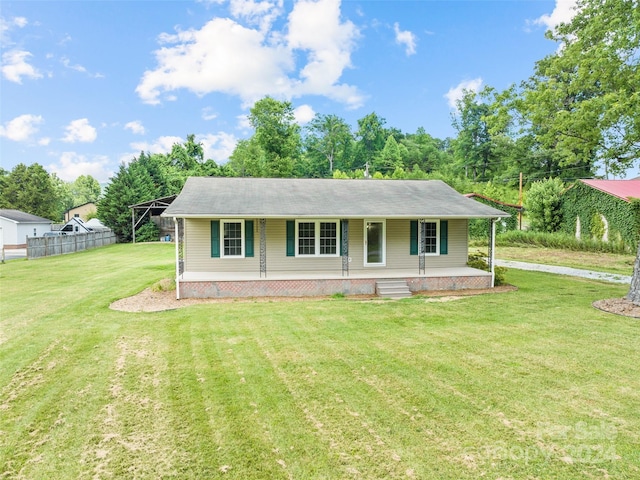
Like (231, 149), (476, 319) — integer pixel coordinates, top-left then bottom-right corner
(228, 138), (266, 177)
(98, 161), (158, 242)
(72, 175), (101, 205)
(451, 90), (497, 181)
(517, 0), (639, 177)
(0, 163), (59, 220)
(376, 135), (405, 172)
(248, 97), (301, 177)
(304, 114), (354, 176)
(354, 112), (387, 171)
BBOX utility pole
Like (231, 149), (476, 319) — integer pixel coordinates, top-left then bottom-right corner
(518, 172), (523, 230)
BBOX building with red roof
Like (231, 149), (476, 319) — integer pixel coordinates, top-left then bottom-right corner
(561, 179), (640, 246)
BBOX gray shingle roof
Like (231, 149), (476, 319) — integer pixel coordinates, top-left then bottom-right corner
(163, 177), (509, 219)
(0, 209), (54, 223)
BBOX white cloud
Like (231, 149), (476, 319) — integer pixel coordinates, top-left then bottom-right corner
(2, 50), (42, 83)
(62, 118), (97, 143)
(286, 0), (363, 107)
(48, 152), (113, 183)
(60, 56), (104, 78)
(136, 0), (363, 109)
(444, 78), (483, 109)
(202, 107), (218, 121)
(0, 114), (43, 141)
(199, 132), (238, 163)
(229, 0), (283, 32)
(533, 0), (580, 31)
(124, 120), (146, 135)
(130, 136), (184, 155)
(38, 137), (51, 146)
(294, 104), (315, 125)
(237, 114), (252, 131)
(1, 16), (28, 44)
(393, 22), (417, 56)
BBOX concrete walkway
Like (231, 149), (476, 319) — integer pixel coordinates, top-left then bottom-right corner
(496, 259), (632, 285)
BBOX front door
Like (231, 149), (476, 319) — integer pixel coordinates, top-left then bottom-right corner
(364, 220), (385, 266)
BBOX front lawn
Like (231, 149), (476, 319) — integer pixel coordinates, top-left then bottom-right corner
(1, 243), (638, 479)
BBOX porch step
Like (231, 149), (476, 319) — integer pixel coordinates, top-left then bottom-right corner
(376, 280), (412, 299)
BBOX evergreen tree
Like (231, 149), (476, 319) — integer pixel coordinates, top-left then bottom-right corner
(0, 163), (59, 220)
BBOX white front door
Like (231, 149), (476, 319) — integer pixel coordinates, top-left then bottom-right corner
(364, 220), (385, 266)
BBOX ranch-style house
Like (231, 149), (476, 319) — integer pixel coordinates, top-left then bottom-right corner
(162, 177), (509, 299)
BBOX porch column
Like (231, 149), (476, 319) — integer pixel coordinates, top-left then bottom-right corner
(489, 218), (496, 287)
(341, 219), (349, 276)
(132, 209), (136, 243)
(418, 219), (425, 275)
(260, 218), (267, 278)
(174, 217), (180, 300)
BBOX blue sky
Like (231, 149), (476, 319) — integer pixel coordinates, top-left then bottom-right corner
(4, 0), (622, 184)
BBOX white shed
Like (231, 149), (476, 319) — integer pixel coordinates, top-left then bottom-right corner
(0, 209), (54, 248)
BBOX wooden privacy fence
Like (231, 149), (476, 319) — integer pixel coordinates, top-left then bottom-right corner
(27, 231), (117, 259)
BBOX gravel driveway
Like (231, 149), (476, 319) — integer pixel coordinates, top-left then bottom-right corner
(496, 259), (632, 285)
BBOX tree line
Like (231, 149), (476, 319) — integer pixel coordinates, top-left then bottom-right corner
(1, 0), (637, 242)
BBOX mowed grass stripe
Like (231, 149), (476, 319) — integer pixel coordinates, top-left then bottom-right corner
(2, 244), (639, 479)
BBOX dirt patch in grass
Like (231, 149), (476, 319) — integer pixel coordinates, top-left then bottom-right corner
(593, 298), (640, 319)
(109, 282), (517, 312)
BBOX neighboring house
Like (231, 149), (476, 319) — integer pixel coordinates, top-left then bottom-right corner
(162, 178), (509, 299)
(0, 209), (53, 249)
(561, 179), (640, 245)
(64, 202), (97, 222)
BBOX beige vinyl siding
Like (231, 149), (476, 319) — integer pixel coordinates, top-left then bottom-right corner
(183, 217), (468, 274)
(184, 218), (342, 274)
(347, 219), (468, 272)
(184, 219), (259, 273)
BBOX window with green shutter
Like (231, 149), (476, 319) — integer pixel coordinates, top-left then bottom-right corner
(211, 220), (220, 258)
(410, 219), (447, 256)
(286, 220), (295, 256)
(245, 220), (254, 257)
(212, 219), (253, 258)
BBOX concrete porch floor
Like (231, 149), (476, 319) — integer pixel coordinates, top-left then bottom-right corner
(179, 266), (491, 282)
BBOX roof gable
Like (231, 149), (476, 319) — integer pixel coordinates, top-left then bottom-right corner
(164, 177), (509, 219)
(0, 209), (53, 223)
(579, 179), (640, 202)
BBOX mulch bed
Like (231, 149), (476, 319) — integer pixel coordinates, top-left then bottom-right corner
(109, 283), (518, 313)
(593, 298), (640, 319)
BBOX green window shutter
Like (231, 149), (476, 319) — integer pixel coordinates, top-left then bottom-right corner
(286, 220), (295, 257)
(211, 220), (220, 258)
(410, 220), (418, 255)
(440, 220), (448, 255)
(245, 220), (254, 257)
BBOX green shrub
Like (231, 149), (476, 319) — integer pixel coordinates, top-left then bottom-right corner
(496, 230), (632, 254)
(525, 178), (565, 232)
(467, 251), (507, 286)
(136, 220), (160, 242)
(151, 278), (176, 292)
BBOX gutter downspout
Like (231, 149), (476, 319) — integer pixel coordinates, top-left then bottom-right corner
(174, 217), (180, 300)
(490, 218), (497, 288)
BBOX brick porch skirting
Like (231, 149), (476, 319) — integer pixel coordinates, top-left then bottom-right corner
(178, 275), (492, 299)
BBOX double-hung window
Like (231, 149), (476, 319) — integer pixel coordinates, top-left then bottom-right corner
(212, 219), (254, 258)
(421, 221), (438, 255)
(411, 219), (447, 256)
(222, 220), (244, 257)
(296, 220), (339, 257)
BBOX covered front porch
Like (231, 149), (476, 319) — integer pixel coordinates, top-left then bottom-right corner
(176, 267), (493, 299)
